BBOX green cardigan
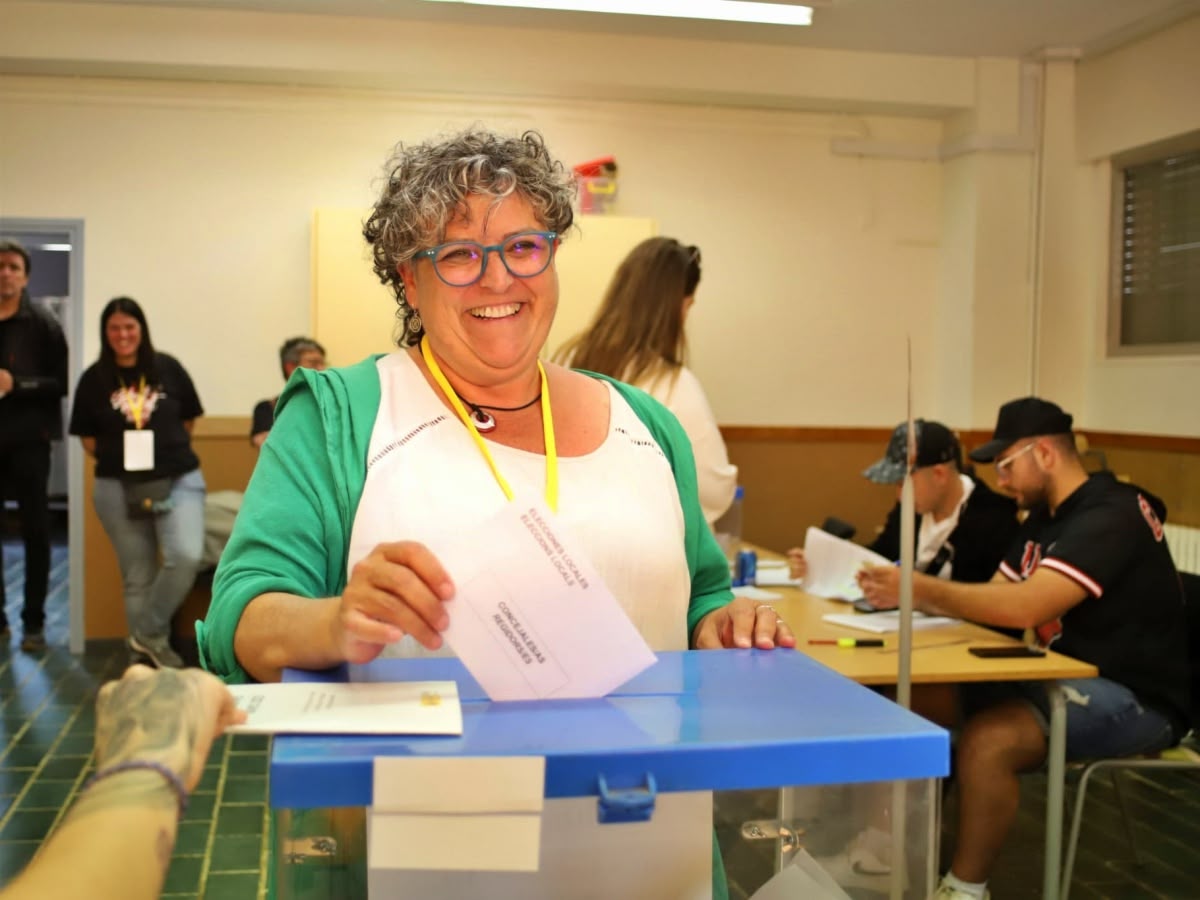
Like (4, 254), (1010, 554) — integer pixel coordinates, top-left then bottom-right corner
(197, 355), (733, 683)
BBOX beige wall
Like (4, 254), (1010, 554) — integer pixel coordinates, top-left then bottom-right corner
(0, 78), (948, 426)
(1028, 27), (1200, 438)
(1, 4), (1195, 436)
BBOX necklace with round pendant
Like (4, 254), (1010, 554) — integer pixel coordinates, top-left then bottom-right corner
(471, 408), (498, 433)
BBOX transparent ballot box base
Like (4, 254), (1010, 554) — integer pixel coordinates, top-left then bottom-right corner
(716, 779), (939, 900)
(272, 779), (937, 900)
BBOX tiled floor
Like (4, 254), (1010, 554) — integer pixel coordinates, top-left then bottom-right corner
(3, 537), (1199, 898)
(0, 637), (271, 899)
(2, 535), (270, 898)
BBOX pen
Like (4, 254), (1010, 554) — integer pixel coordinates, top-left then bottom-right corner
(808, 638), (885, 648)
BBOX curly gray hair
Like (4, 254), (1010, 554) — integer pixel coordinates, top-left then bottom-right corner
(363, 127), (576, 346)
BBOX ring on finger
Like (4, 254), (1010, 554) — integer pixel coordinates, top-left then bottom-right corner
(754, 605), (785, 625)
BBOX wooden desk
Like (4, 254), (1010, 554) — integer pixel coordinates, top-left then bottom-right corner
(772, 588), (1094, 687)
(746, 548), (1097, 900)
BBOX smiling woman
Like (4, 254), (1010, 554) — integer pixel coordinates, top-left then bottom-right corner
(69, 297), (207, 669)
(198, 126), (795, 691)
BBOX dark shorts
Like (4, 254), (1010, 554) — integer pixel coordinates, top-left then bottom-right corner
(964, 677), (1176, 761)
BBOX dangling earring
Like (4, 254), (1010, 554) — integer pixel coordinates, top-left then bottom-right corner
(406, 309), (423, 335)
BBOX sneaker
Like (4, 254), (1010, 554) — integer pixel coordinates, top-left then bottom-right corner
(931, 880), (991, 900)
(19, 631), (46, 653)
(128, 634), (184, 668)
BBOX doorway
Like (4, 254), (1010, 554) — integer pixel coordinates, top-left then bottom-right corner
(0, 219), (85, 653)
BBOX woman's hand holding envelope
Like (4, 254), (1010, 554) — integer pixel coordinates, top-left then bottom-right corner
(338, 541), (457, 662)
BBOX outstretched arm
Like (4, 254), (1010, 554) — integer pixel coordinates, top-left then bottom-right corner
(0, 667), (245, 900)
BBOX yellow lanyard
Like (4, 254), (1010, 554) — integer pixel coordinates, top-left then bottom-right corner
(120, 375), (149, 429)
(420, 336), (558, 513)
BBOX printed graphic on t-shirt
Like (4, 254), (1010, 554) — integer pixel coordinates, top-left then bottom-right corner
(111, 383), (164, 427)
(1137, 494), (1164, 541)
(1019, 540), (1042, 578)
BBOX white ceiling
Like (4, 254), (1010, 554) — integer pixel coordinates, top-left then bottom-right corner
(44, 0), (1200, 58)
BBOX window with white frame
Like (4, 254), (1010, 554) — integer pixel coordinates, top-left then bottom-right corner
(1111, 146), (1200, 352)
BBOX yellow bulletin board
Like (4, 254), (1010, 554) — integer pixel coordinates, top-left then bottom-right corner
(312, 209), (656, 364)
(311, 208), (398, 367)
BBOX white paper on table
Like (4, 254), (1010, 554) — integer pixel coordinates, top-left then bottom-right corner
(754, 567), (805, 588)
(732, 585), (783, 601)
(801, 526), (893, 599)
(428, 496), (656, 702)
(225, 681), (462, 735)
(822, 610), (960, 634)
(371, 756), (544, 872)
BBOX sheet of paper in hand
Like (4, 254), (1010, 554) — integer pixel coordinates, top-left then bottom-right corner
(429, 496), (657, 702)
(802, 526), (893, 600)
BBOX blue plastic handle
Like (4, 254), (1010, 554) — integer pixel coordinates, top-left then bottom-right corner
(596, 772), (657, 824)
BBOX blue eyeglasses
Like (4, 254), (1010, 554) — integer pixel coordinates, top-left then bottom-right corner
(415, 230), (559, 288)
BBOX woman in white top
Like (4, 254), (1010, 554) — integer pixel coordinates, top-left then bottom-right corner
(556, 237), (738, 524)
(202, 130), (789, 685)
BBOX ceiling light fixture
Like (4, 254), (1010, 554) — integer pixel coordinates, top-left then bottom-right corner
(421, 0), (813, 27)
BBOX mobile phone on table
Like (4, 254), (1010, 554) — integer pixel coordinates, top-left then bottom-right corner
(968, 645), (1047, 658)
(852, 598), (888, 614)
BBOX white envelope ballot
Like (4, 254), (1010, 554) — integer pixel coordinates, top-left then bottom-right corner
(430, 497), (656, 702)
(225, 681), (462, 735)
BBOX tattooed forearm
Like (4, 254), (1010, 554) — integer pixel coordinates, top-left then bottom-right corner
(94, 669), (202, 778)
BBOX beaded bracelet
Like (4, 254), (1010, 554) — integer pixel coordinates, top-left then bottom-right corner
(82, 760), (189, 819)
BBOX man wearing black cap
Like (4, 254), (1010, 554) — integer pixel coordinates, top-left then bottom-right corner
(860, 397), (1189, 900)
(787, 419), (1018, 585)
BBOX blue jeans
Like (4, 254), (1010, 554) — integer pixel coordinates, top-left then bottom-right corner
(965, 677), (1177, 760)
(93, 469), (206, 639)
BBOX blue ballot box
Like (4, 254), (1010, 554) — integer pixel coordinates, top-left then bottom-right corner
(271, 649), (948, 899)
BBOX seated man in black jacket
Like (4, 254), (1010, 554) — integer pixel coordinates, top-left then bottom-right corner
(788, 419), (1018, 584)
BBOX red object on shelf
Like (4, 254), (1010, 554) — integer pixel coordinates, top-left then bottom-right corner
(573, 156), (619, 214)
(573, 155), (617, 178)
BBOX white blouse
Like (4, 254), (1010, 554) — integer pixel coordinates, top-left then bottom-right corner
(348, 352), (693, 658)
(636, 365), (738, 525)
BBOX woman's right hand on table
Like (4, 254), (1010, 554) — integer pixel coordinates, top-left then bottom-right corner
(785, 547), (807, 581)
(336, 541), (456, 662)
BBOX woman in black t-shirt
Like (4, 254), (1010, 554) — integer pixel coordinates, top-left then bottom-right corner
(69, 297), (206, 668)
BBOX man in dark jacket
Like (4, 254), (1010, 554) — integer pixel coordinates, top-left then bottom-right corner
(859, 397), (1190, 900)
(0, 240), (68, 652)
(788, 419), (1019, 585)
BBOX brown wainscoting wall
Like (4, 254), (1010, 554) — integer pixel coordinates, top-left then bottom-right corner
(81, 419), (1199, 639)
(83, 416), (259, 640)
(721, 426), (1200, 556)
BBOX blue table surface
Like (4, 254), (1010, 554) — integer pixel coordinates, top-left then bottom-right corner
(272, 649), (948, 809)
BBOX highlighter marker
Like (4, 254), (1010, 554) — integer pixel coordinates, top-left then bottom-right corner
(808, 638), (885, 648)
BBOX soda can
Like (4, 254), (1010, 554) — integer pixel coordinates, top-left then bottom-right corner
(734, 549), (757, 587)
